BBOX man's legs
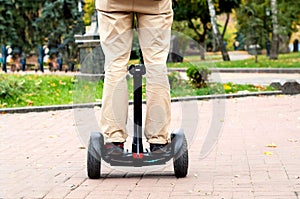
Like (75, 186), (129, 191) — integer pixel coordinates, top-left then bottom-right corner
(136, 11), (173, 145)
(98, 11), (133, 143)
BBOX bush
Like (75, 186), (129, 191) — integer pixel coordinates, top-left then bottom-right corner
(0, 75), (25, 106)
(186, 64), (211, 88)
(168, 71), (182, 89)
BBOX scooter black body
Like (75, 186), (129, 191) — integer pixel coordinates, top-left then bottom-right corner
(87, 64), (188, 178)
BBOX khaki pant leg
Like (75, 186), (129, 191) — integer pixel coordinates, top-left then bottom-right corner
(98, 11), (134, 143)
(136, 11), (173, 144)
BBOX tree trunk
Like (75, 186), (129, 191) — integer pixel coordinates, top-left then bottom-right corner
(270, 0), (279, 60)
(188, 19), (206, 60)
(222, 13), (230, 38)
(207, 0), (230, 61)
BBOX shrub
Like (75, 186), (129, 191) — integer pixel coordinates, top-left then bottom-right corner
(0, 75), (25, 107)
(186, 64), (211, 88)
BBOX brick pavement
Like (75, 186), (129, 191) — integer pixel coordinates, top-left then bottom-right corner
(0, 95), (300, 199)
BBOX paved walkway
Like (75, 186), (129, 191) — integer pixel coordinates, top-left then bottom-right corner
(1, 95), (300, 198)
(209, 72), (300, 85)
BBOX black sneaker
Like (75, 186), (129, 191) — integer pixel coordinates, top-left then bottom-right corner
(105, 142), (124, 155)
(150, 143), (169, 154)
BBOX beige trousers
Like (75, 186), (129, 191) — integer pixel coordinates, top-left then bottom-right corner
(96, 0), (173, 144)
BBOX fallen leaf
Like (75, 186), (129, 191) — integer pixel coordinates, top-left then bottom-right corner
(264, 151), (273, 155)
(223, 84), (231, 91)
(49, 135), (58, 139)
(288, 139), (298, 142)
(266, 143), (277, 148)
(78, 146), (86, 149)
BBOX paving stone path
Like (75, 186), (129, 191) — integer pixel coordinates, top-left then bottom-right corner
(1, 95), (300, 198)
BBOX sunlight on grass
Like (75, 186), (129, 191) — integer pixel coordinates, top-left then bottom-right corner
(0, 74), (277, 108)
(167, 52), (300, 68)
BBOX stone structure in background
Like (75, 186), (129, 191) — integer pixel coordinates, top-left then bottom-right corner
(270, 80), (300, 95)
(75, 12), (105, 76)
(282, 80), (300, 95)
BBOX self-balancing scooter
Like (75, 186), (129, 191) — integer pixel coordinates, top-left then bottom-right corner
(87, 64), (189, 178)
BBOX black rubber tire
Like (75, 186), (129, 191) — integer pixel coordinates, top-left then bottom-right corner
(87, 151), (101, 179)
(173, 136), (189, 178)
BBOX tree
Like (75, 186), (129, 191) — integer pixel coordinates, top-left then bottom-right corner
(269, 0), (279, 59)
(207, 0), (230, 61)
(215, 0), (241, 44)
(275, 0), (300, 54)
(173, 0), (211, 60)
(0, 0), (42, 53)
(83, 0), (96, 25)
(36, 0), (84, 66)
(173, 0), (240, 61)
(0, 0), (84, 66)
(236, 0), (300, 57)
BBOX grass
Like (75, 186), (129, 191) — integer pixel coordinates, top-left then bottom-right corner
(0, 74), (276, 108)
(167, 52), (300, 68)
(0, 74), (76, 108)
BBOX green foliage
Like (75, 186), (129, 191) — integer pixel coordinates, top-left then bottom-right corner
(37, 0), (84, 64)
(72, 77), (103, 104)
(0, 74), (276, 108)
(83, 0), (95, 26)
(186, 64), (211, 88)
(168, 71), (183, 89)
(0, 75), (25, 106)
(0, 0), (42, 52)
(167, 52), (300, 68)
(236, 0), (268, 48)
(215, 52), (300, 68)
(197, 83), (225, 95)
(236, 0), (300, 49)
(0, 75), (77, 108)
(173, 0), (211, 45)
(0, 0), (84, 59)
(173, 0), (241, 47)
(217, 0), (241, 13)
(223, 82), (275, 93)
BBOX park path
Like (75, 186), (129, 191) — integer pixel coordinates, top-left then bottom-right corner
(1, 94), (300, 198)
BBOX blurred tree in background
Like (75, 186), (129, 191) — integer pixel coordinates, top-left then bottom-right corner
(173, 0), (240, 60)
(236, 0), (300, 57)
(36, 0), (84, 66)
(0, 0), (84, 67)
(1, 0), (300, 65)
(0, 0), (42, 52)
(82, 0), (96, 25)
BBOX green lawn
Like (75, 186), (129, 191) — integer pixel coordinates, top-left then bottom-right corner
(167, 52), (300, 68)
(0, 74), (276, 108)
